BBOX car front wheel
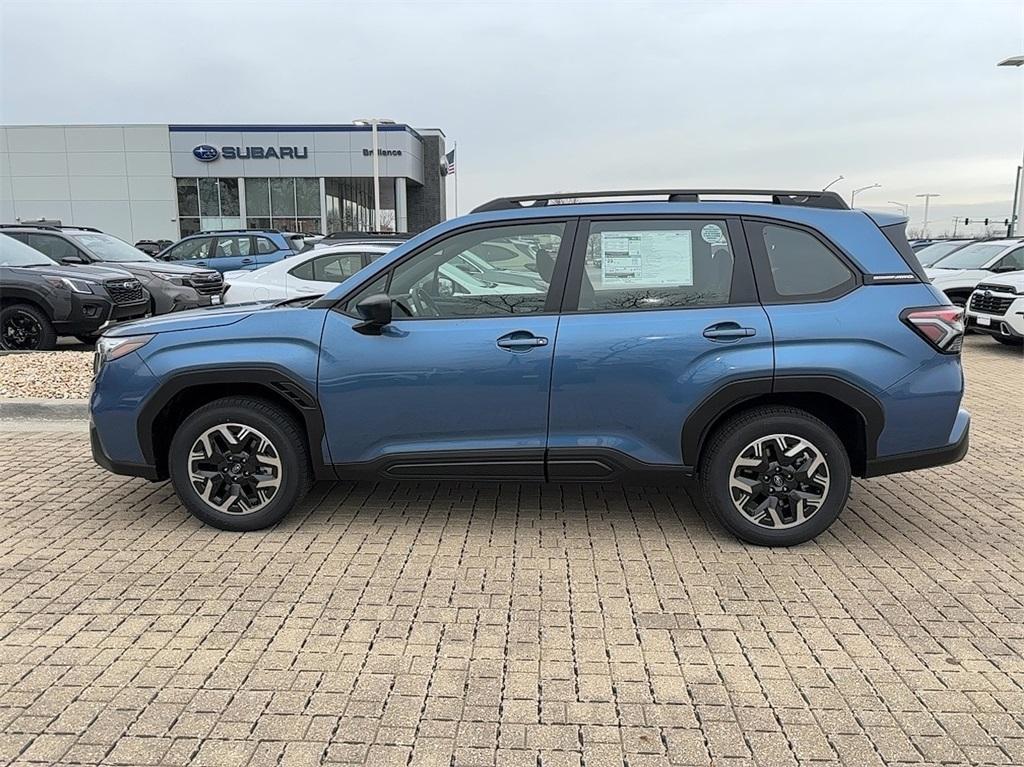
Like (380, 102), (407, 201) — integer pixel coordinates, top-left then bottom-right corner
(168, 396), (312, 531)
(699, 406), (851, 546)
(0, 303), (57, 351)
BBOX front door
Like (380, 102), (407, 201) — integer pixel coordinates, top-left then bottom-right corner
(318, 219), (575, 478)
(547, 217), (774, 476)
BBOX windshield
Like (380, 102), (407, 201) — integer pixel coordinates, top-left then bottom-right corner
(931, 243), (1007, 270)
(69, 232), (155, 262)
(915, 241), (970, 267)
(0, 234), (58, 267)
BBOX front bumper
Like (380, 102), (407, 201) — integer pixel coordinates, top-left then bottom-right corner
(90, 423), (161, 481)
(967, 314), (1023, 340)
(863, 408), (970, 478)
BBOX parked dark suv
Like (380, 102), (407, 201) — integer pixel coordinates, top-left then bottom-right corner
(2, 225), (225, 319)
(0, 234), (149, 350)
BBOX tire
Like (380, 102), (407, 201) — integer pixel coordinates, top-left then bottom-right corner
(698, 406), (852, 546)
(168, 396), (312, 531)
(0, 303), (58, 351)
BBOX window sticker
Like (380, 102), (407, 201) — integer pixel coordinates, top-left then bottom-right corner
(701, 224), (726, 245)
(599, 230), (693, 286)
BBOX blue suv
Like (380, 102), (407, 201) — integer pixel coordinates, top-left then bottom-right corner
(90, 189), (969, 546)
(155, 229), (304, 273)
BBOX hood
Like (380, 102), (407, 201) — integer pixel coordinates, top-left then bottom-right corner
(975, 270), (1024, 292)
(19, 262), (137, 281)
(925, 267), (992, 287)
(111, 260), (218, 277)
(103, 300), (279, 337)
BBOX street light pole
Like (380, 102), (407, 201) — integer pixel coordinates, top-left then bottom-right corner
(850, 183), (881, 207)
(888, 200), (909, 216)
(822, 175), (844, 191)
(354, 117), (396, 232)
(997, 56), (1024, 235)
(916, 193), (940, 238)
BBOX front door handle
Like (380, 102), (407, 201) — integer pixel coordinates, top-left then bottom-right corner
(703, 322), (756, 341)
(496, 330), (549, 352)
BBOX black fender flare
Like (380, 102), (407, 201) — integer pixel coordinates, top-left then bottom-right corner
(681, 375), (885, 466)
(137, 364), (334, 480)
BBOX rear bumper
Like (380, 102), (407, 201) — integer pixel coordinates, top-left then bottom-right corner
(863, 408), (970, 478)
(90, 423), (161, 481)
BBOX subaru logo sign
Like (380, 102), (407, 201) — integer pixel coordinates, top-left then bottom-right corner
(192, 145), (219, 162)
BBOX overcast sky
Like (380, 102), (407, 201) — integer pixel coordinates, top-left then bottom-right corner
(2, 0), (1022, 235)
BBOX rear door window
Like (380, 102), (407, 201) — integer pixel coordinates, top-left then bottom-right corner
(255, 237), (278, 254)
(568, 219), (736, 311)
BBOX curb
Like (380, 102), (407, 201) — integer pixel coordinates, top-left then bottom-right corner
(0, 398), (89, 421)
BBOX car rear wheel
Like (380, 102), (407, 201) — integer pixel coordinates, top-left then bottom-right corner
(0, 303), (57, 351)
(168, 396), (312, 531)
(699, 406), (851, 546)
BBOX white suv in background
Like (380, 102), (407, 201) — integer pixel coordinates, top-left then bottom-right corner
(966, 272), (1024, 346)
(925, 238), (1024, 306)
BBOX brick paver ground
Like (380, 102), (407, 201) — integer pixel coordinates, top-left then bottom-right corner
(0, 336), (1022, 766)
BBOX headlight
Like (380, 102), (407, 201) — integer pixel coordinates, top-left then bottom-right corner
(152, 272), (185, 284)
(45, 276), (95, 294)
(94, 334), (154, 374)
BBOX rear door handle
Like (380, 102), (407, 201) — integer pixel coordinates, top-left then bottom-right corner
(240, 257), (254, 265)
(703, 322), (756, 341)
(194, 261), (207, 267)
(496, 330), (549, 352)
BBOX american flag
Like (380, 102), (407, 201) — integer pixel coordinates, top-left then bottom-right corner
(445, 149), (456, 175)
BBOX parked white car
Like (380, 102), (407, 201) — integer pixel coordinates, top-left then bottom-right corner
(224, 242), (541, 305)
(224, 244), (394, 304)
(925, 238), (1024, 306)
(966, 270), (1024, 346)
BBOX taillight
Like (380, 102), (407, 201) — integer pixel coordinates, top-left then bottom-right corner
(901, 306), (964, 354)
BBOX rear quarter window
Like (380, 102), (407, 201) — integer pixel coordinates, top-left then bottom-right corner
(745, 221), (857, 303)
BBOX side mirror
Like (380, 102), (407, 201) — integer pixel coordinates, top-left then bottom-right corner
(353, 293), (393, 335)
(60, 254), (86, 265)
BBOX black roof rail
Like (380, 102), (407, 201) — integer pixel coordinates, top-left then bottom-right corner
(0, 223), (62, 231)
(472, 189), (850, 213)
(58, 225), (103, 232)
(196, 228), (282, 235)
(323, 231), (410, 240)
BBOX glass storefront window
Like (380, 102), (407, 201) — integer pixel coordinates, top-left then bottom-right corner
(270, 178), (296, 216)
(175, 177), (240, 236)
(176, 179), (199, 217)
(246, 177), (321, 232)
(219, 179), (240, 216)
(245, 178), (270, 216)
(324, 177), (396, 233)
(295, 178), (320, 216)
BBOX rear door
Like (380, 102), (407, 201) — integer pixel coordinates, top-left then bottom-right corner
(211, 235), (258, 272)
(547, 216), (774, 475)
(253, 235), (288, 268)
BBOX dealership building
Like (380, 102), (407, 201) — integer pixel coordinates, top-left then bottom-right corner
(0, 123), (448, 242)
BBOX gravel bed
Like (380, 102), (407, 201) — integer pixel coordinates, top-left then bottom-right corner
(0, 352), (93, 399)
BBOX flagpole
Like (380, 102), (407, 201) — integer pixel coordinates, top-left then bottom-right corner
(453, 140), (459, 217)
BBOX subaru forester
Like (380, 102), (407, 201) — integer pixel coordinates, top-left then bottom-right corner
(90, 189), (969, 546)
